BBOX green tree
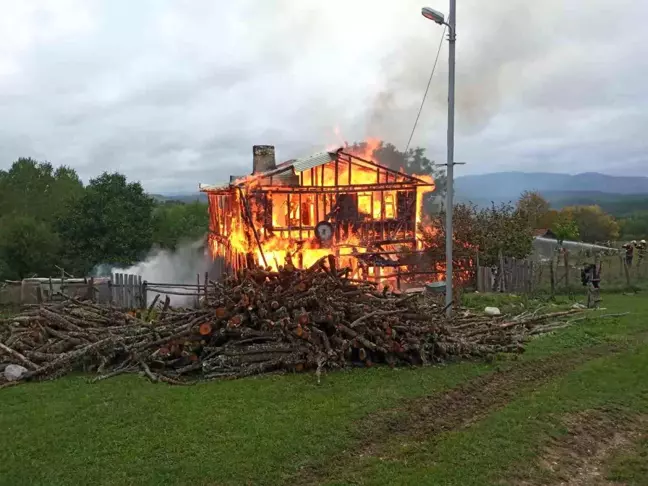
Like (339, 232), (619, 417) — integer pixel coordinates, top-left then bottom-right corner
(619, 211), (648, 240)
(0, 158), (83, 222)
(152, 201), (209, 250)
(517, 191), (550, 229)
(561, 205), (620, 243)
(0, 216), (60, 279)
(57, 173), (154, 274)
(551, 212), (580, 245)
(422, 202), (534, 266)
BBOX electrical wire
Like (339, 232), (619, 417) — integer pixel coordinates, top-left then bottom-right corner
(404, 25), (447, 155)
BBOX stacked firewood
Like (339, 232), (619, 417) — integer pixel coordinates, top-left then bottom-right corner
(0, 256), (585, 387)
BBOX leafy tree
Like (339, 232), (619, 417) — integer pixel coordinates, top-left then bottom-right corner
(517, 191), (550, 229)
(57, 173), (154, 274)
(0, 216), (60, 279)
(152, 201), (209, 250)
(537, 209), (559, 229)
(551, 212), (580, 245)
(560, 205), (620, 243)
(0, 158), (83, 222)
(422, 202), (534, 266)
(619, 211), (648, 240)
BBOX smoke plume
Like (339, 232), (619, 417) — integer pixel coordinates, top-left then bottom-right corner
(108, 239), (212, 306)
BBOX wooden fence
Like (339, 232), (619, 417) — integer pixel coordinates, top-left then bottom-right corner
(110, 273), (144, 309)
(476, 258), (535, 294)
(475, 250), (648, 295)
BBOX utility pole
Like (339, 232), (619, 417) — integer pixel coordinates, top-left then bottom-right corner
(445, 0), (456, 316)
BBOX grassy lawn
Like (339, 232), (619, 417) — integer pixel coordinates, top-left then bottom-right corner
(1, 293), (647, 485)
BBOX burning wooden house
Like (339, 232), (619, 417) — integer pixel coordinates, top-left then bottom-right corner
(199, 144), (436, 285)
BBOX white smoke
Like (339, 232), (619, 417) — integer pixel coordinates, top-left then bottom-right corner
(111, 239), (212, 307)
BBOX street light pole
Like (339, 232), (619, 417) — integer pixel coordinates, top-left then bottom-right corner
(445, 0), (456, 317)
(421, 3), (457, 316)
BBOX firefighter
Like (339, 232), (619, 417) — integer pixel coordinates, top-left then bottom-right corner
(638, 239), (647, 265)
(581, 262), (602, 308)
(581, 263), (599, 289)
(622, 241), (635, 267)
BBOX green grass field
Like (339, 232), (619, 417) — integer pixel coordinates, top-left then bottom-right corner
(1, 294), (648, 485)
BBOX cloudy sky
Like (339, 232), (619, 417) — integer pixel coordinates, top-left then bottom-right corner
(0, 0), (646, 193)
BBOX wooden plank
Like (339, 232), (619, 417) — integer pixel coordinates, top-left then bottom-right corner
(114, 274), (121, 308)
(549, 260), (555, 296)
(121, 274), (127, 309)
(116, 273), (122, 308)
(128, 274), (135, 309)
(137, 275), (143, 308)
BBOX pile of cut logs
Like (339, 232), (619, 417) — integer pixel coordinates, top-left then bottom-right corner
(0, 256), (586, 387)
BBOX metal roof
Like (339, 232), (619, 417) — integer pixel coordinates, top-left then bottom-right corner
(279, 149), (340, 173)
(199, 182), (230, 192)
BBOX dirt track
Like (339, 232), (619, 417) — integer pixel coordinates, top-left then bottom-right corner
(295, 343), (626, 485)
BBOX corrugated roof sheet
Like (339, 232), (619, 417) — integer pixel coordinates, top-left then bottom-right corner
(287, 149), (339, 173)
(199, 182), (230, 192)
(202, 148), (342, 190)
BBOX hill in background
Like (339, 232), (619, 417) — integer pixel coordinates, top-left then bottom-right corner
(454, 172), (648, 216)
(155, 171), (648, 218)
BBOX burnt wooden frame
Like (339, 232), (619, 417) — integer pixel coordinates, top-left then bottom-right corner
(203, 152), (435, 280)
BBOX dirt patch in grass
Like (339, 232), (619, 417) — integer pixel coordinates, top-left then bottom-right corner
(294, 344), (623, 485)
(515, 409), (647, 486)
(356, 345), (621, 456)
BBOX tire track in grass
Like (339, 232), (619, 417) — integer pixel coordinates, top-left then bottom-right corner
(294, 342), (629, 485)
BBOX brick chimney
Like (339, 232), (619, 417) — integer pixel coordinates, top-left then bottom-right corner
(252, 145), (276, 174)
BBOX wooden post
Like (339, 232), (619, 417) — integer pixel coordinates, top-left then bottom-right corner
(204, 271), (209, 301)
(549, 258), (555, 297)
(114, 274), (120, 308)
(623, 259), (631, 288)
(196, 273), (201, 308)
(498, 250), (505, 292)
(119, 274), (125, 309)
(137, 275), (143, 308)
(563, 250), (570, 291)
(128, 274), (135, 309)
(88, 277), (95, 302)
(142, 280), (148, 309)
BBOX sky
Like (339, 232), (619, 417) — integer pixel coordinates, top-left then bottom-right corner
(0, 0), (646, 193)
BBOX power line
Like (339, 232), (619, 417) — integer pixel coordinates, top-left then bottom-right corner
(404, 25), (447, 155)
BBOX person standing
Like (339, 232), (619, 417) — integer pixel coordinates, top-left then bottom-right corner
(622, 241), (635, 267)
(638, 239), (647, 265)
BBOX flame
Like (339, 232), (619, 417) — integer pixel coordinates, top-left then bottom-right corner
(206, 137), (473, 288)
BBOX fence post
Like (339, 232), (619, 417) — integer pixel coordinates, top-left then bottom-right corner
(88, 277), (95, 302)
(623, 259), (632, 289)
(549, 258), (555, 297)
(136, 275), (143, 308)
(142, 280), (148, 309)
(563, 250), (570, 291)
(196, 273), (201, 308)
(129, 274), (136, 309)
(117, 273), (124, 308)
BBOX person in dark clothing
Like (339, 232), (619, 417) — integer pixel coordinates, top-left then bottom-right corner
(581, 262), (602, 308)
(581, 263), (600, 289)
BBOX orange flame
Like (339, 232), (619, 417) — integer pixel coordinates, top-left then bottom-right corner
(206, 137), (475, 288)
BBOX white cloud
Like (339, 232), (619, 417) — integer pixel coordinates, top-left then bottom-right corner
(0, 0), (646, 193)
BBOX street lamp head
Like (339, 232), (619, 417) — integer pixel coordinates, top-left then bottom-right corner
(421, 7), (445, 25)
